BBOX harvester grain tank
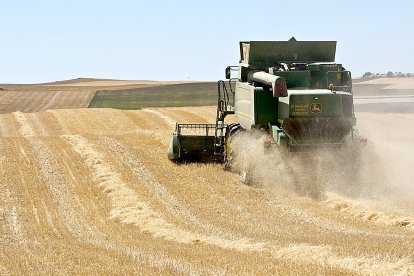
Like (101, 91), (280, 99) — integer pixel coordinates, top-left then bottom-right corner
(168, 37), (363, 163)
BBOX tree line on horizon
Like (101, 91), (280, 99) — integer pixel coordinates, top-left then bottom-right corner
(362, 71), (413, 78)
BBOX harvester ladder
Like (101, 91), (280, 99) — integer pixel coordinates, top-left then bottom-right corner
(214, 80), (235, 154)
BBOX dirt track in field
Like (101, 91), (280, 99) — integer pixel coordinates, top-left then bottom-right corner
(0, 103), (413, 274)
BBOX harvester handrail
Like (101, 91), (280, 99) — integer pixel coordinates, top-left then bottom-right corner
(176, 123), (218, 136)
(214, 80), (236, 154)
(326, 70), (352, 93)
(217, 80), (236, 112)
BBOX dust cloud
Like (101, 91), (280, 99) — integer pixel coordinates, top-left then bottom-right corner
(229, 112), (414, 219)
(353, 112), (414, 216)
(230, 130), (364, 198)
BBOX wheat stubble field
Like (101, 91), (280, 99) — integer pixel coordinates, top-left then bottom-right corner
(0, 79), (413, 275)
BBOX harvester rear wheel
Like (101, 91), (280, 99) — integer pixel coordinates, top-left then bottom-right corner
(239, 151), (252, 185)
(223, 124), (241, 170)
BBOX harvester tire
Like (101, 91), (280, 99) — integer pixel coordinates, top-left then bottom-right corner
(223, 137), (233, 171)
(239, 152), (252, 185)
(223, 123), (241, 171)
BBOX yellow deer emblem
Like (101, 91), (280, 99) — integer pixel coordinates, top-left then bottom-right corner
(310, 103), (322, 114)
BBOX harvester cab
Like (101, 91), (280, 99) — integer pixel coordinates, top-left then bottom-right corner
(168, 37), (363, 162)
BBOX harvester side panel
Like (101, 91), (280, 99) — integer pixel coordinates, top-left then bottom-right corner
(234, 82), (255, 130)
(235, 83), (281, 129)
(254, 88), (279, 126)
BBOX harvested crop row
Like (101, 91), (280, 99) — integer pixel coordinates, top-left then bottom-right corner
(0, 107), (412, 275)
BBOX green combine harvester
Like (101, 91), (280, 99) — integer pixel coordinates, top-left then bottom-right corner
(168, 37), (365, 168)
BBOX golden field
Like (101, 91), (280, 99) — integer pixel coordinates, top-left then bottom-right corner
(0, 79), (413, 275)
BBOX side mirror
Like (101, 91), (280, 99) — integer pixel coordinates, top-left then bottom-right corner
(225, 67), (231, 79)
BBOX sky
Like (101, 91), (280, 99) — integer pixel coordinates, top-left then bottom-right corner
(1, 0), (413, 83)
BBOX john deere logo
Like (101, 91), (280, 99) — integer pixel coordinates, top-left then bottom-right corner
(310, 103), (322, 114)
